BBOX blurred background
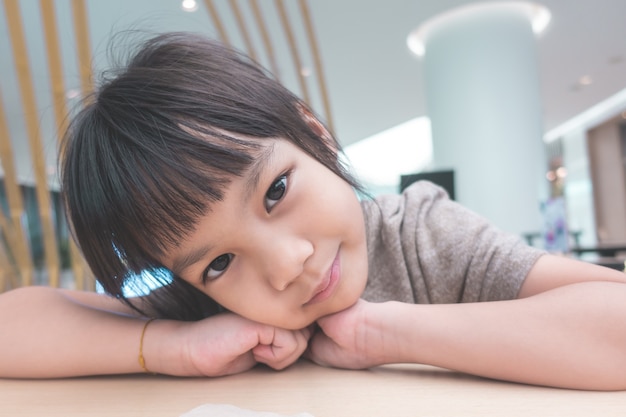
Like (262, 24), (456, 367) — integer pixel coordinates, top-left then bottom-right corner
(1, 0), (626, 290)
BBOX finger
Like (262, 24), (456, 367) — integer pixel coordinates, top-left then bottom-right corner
(252, 338), (293, 368)
(305, 331), (333, 367)
(254, 329), (310, 370)
(212, 352), (257, 376)
(253, 344), (298, 370)
(252, 343), (276, 362)
(271, 327), (310, 355)
(299, 324), (316, 341)
(295, 325), (316, 347)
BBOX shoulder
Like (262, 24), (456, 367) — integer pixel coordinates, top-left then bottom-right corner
(360, 180), (467, 240)
(360, 181), (450, 222)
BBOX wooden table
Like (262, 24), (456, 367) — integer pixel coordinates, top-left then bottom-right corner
(2, 361), (625, 416)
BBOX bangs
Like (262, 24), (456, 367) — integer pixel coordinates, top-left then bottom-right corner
(62, 107), (264, 295)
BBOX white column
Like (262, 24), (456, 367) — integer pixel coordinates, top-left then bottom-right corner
(411, 3), (549, 235)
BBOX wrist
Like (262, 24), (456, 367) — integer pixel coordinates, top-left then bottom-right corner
(141, 319), (191, 376)
(138, 318), (156, 373)
(369, 301), (420, 364)
(350, 301), (394, 365)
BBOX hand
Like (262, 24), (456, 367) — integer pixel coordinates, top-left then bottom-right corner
(307, 299), (394, 370)
(158, 313), (312, 377)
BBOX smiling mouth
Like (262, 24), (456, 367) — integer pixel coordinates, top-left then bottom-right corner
(304, 251), (341, 305)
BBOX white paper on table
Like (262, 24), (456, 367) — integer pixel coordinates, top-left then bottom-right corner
(180, 403), (315, 417)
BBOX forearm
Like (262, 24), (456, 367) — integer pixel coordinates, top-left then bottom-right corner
(0, 286), (181, 378)
(375, 281), (626, 390)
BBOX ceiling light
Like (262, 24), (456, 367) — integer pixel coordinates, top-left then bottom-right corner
(407, 2), (551, 57)
(181, 0), (198, 12)
(530, 4), (551, 34)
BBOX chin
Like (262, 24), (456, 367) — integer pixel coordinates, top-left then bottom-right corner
(279, 317), (316, 330)
(280, 309), (336, 329)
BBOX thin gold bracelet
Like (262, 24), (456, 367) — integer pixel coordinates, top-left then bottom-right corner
(138, 318), (157, 374)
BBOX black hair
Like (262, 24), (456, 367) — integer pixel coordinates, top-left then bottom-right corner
(61, 32), (360, 320)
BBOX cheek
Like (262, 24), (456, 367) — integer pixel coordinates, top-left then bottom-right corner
(315, 180), (361, 224)
(336, 189), (366, 239)
(205, 278), (280, 322)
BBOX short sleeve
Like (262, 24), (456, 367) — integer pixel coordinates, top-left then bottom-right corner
(361, 181), (545, 304)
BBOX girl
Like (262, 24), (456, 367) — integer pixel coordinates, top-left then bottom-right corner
(1, 32), (625, 389)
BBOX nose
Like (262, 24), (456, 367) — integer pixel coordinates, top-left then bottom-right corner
(258, 233), (314, 291)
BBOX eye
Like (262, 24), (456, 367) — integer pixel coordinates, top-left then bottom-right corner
(203, 253), (233, 282)
(264, 173), (288, 212)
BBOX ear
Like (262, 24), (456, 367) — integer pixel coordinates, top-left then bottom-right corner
(297, 104), (336, 149)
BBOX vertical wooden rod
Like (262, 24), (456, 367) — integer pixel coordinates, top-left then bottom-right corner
(3, 0), (61, 286)
(203, 0), (231, 45)
(229, 0), (257, 61)
(71, 0), (93, 97)
(275, 0), (311, 104)
(0, 87), (33, 287)
(298, 0), (335, 133)
(42, 0), (87, 289)
(250, 0), (280, 78)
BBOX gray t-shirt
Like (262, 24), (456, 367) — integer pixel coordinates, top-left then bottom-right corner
(360, 181), (544, 304)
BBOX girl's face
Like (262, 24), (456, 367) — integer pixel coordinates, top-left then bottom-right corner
(162, 138), (368, 329)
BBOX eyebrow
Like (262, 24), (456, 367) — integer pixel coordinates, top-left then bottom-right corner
(243, 142), (275, 203)
(170, 243), (214, 278)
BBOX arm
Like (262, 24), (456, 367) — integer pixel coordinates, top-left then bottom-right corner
(0, 286), (310, 378)
(309, 255), (626, 390)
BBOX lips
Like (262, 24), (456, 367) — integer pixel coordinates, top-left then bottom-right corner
(304, 251), (341, 305)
